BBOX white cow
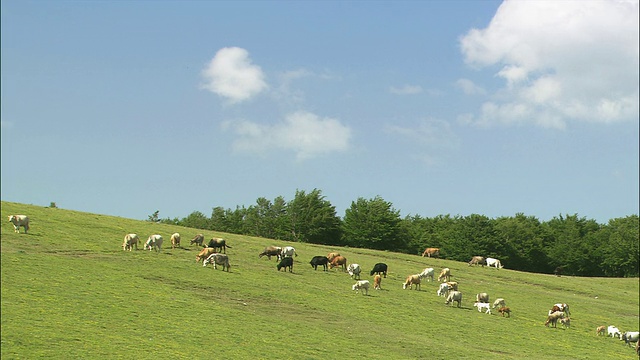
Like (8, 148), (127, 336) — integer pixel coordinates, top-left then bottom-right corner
(144, 234), (163, 251)
(486, 257), (503, 269)
(352, 280), (370, 295)
(608, 325), (622, 339)
(419, 267), (434, 282)
(122, 233), (140, 251)
(170, 233), (181, 249)
(281, 246), (298, 259)
(553, 303), (571, 316)
(203, 253), (231, 271)
(473, 302), (491, 314)
(622, 331), (640, 346)
(347, 264), (361, 280)
(8, 215), (30, 233)
(445, 291), (463, 307)
(437, 282), (450, 297)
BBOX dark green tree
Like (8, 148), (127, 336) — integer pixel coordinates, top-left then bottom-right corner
(180, 211), (210, 230)
(342, 196), (407, 251)
(598, 215), (639, 277)
(287, 189), (342, 244)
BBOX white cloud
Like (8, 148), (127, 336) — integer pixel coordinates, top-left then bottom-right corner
(390, 84), (423, 95)
(386, 118), (460, 166)
(201, 47), (267, 103)
(456, 78), (486, 95)
(460, 0), (639, 128)
(224, 111), (352, 160)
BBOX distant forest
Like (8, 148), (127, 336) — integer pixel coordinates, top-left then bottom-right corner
(153, 189), (639, 278)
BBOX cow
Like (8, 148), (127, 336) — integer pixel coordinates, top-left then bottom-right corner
(196, 247), (217, 262)
(493, 298), (506, 309)
(309, 256), (329, 271)
(608, 325), (622, 339)
(476, 293), (489, 303)
(329, 255), (347, 271)
(545, 311), (565, 328)
(259, 246), (282, 260)
(422, 247), (440, 258)
(549, 303), (570, 316)
(437, 282), (450, 297)
(559, 317), (571, 329)
(373, 274), (382, 290)
(122, 233), (140, 251)
(281, 246), (297, 258)
(170, 233), (181, 249)
(445, 291), (462, 307)
(437, 268), (451, 282)
(486, 257), (503, 269)
(468, 256), (486, 267)
(622, 332), (640, 346)
(403, 275), (421, 290)
(8, 215), (29, 233)
(370, 263), (388, 278)
(473, 302), (491, 314)
(347, 264), (361, 279)
(446, 281), (459, 291)
(498, 307), (511, 317)
(206, 238), (231, 253)
(144, 235), (163, 251)
(277, 256), (294, 272)
(352, 280), (370, 295)
(190, 234), (205, 246)
(203, 253), (230, 271)
(596, 326), (606, 336)
(327, 252), (341, 261)
(419, 267), (435, 282)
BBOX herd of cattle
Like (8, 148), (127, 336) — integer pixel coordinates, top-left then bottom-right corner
(6, 213), (639, 354)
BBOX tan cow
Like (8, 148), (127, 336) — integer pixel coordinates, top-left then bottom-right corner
(373, 274), (382, 290)
(327, 252), (341, 261)
(403, 275), (421, 290)
(8, 215), (30, 233)
(122, 233), (140, 251)
(422, 247), (440, 258)
(437, 268), (451, 282)
(170, 233), (181, 249)
(190, 234), (205, 246)
(329, 255), (347, 271)
(196, 247), (216, 262)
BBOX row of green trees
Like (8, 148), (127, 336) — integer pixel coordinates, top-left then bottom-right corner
(154, 189), (639, 278)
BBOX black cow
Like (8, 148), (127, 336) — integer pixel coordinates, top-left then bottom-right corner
(277, 256), (294, 272)
(309, 256), (329, 271)
(206, 238), (231, 253)
(369, 263), (388, 278)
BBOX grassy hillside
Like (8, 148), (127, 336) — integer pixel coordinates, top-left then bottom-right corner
(2, 201), (638, 359)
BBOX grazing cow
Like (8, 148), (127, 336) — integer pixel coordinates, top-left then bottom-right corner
(545, 311), (565, 328)
(206, 238), (231, 253)
(559, 317), (571, 329)
(259, 246), (282, 260)
(347, 264), (362, 279)
(190, 234), (205, 246)
(329, 256), (347, 271)
(8, 215), (29, 233)
(476, 293), (489, 303)
(486, 257), (503, 269)
(370, 263), (388, 278)
(419, 267), (434, 282)
(327, 252), (341, 261)
(203, 253), (230, 271)
(553, 303), (570, 316)
(445, 291), (463, 307)
(277, 256), (294, 272)
(446, 282), (459, 291)
(373, 274), (382, 290)
(473, 302), (491, 314)
(437, 268), (451, 282)
(281, 246), (297, 258)
(622, 332), (640, 346)
(122, 233), (140, 251)
(596, 326), (606, 336)
(352, 280), (370, 295)
(437, 283), (450, 297)
(170, 233), (181, 249)
(422, 247), (440, 258)
(196, 247), (217, 262)
(144, 235), (163, 251)
(608, 325), (622, 339)
(493, 298), (506, 309)
(468, 256), (486, 267)
(309, 256), (329, 271)
(498, 307), (511, 317)
(403, 275), (421, 290)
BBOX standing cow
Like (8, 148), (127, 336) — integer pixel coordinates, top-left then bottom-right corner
(190, 234), (205, 246)
(8, 215), (30, 233)
(422, 247), (440, 258)
(144, 235), (163, 251)
(309, 256), (329, 271)
(206, 238), (231, 253)
(122, 233), (140, 251)
(170, 233), (181, 249)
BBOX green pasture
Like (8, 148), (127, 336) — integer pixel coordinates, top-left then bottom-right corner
(1, 202), (638, 359)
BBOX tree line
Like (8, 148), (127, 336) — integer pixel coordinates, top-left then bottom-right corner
(153, 189), (639, 278)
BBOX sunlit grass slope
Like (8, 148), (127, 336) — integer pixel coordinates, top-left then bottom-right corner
(1, 201), (638, 359)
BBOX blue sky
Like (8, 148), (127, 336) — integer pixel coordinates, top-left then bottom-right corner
(2, 0), (638, 224)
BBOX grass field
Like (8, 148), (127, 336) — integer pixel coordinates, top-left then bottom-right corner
(1, 201), (638, 359)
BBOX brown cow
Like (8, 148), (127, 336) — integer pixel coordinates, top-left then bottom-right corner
(596, 325), (606, 336)
(259, 246), (282, 260)
(403, 275), (421, 290)
(327, 252), (341, 261)
(422, 247), (440, 258)
(190, 234), (205, 246)
(329, 255), (347, 271)
(373, 274), (382, 290)
(196, 247), (216, 262)
(498, 307), (511, 317)
(468, 256), (485, 266)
